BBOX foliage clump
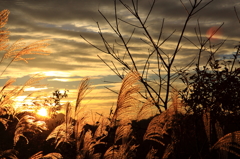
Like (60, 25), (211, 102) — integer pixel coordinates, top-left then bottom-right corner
(180, 44), (240, 116)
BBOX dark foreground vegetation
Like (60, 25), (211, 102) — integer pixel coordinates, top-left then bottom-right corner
(1, 0), (240, 158)
(1, 105), (240, 159)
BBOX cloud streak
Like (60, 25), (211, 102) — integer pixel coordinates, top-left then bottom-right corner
(0, 0), (240, 115)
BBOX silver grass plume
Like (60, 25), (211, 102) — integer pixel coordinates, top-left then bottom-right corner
(29, 151), (63, 159)
(145, 147), (158, 159)
(104, 121), (138, 159)
(74, 78), (92, 152)
(14, 115), (47, 146)
(211, 131), (240, 157)
(0, 9), (10, 52)
(143, 88), (184, 146)
(136, 98), (155, 122)
(111, 70), (140, 126)
(46, 102), (74, 149)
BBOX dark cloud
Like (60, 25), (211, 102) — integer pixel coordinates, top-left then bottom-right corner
(0, 0), (239, 73)
(0, 0), (240, 111)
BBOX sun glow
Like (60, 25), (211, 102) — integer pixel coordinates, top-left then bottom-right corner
(24, 86), (48, 91)
(41, 71), (71, 77)
(37, 108), (48, 117)
(206, 26), (222, 41)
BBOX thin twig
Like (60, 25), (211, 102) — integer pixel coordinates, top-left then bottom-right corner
(180, 0), (190, 15)
(234, 6), (240, 23)
(143, 0), (156, 25)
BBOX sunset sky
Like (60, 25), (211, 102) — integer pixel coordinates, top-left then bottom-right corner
(0, 0), (240, 117)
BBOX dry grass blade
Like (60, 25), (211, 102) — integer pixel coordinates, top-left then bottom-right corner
(61, 81), (91, 155)
(112, 70), (140, 124)
(0, 29), (9, 52)
(0, 149), (18, 159)
(0, 9), (10, 28)
(72, 78), (91, 139)
(136, 98), (154, 122)
(28, 151), (43, 159)
(64, 102), (72, 127)
(83, 129), (94, 149)
(114, 124), (132, 144)
(1, 39), (24, 62)
(28, 151), (63, 159)
(0, 105), (15, 117)
(24, 73), (46, 87)
(203, 107), (211, 146)
(74, 105), (88, 153)
(143, 114), (166, 146)
(211, 131), (240, 157)
(0, 79), (17, 116)
(104, 144), (138, 159)
(0, 78), (16, 93)
(0, 39), (51, 76)
(0, 74), (45, 116)
(75, 77), (91, 111)
(46, 121), (74, 149)
(90, 153), (102, 159)
(0, 9), (10, 51)
(0, 74), (44, 98)
(103, 145), (129, 159)
(215, 120), (224, 140)
(170, 88), (184, 114)
(214, 120), (227, 158)
(0, 86), (20, 109)
(162, 142), (174, 159)
(3, 39), (51, 62)
(75, 117), (86, 152)
(42, 152), (63, 159)
(143, 91), (183, 147)
(103, 122), (138, 159)
(0, 117), (9, 130)
(94, 120), (109, 139)
(103, 145), (118, 159)
(104, 120), (137, 159)
(78, 129), (94, 158)
(78, 129), (106, 159)
(14, 115), (47, 146)
(145, 147), (158, 159)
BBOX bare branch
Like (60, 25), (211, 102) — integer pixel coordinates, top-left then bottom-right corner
(119, 0), (136, 16)
(183, 36), (200, 49)
(192, 0), (214, 16)
(143, 0), (156, 25)
(80, 35), (107, 54)
(180, 0), (190, 15)
(105, 86), (119, 95)
(98, 55), (121, 78)
(234, 6), (240, 23)
(118, 18), (142, 28)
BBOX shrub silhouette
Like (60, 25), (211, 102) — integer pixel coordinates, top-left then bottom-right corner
(180, 44), (240, 116)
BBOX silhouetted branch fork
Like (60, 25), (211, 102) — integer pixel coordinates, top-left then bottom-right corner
(192, 0), (214, 16)
(82, 0), (217, 113)
(118, 18), (142, 28)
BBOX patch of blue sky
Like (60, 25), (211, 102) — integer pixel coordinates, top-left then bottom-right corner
(44, 75), (114, 89)
(217, 52), (240, 59)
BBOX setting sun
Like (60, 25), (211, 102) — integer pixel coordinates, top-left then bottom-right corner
(37, 108), (48, 117)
